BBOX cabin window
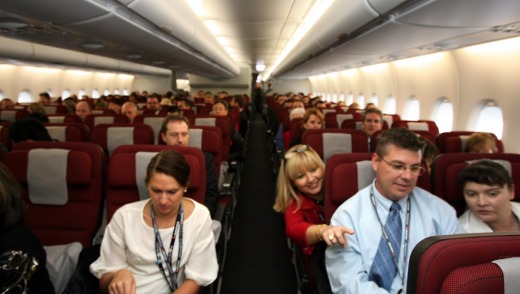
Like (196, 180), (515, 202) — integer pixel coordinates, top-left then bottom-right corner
(346, 93), (354, 105)
(433, 97), (453, 133)
(78, 89), (86, 98)
(403, 96), (420, 120)
(333, 92), (337, 102)
(0, 91), (3, 100)
(383, 95), (396, 114)
(369, 94), (379, 107)
(45, 89), (53, 98)
(474, 100), (503, 139)
(92, 89), (100, 99)
(62, 89), (71, 99)
(326, 93), (331, 102)
(18, 90), (32, 103)
(104, 89), (110, 96)
(123, 89), (129, 96)
(357, 94), (365, 107)
(114, 88), (120, 95)
(339, 92), (345, 102)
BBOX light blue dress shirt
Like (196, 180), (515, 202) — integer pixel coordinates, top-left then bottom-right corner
(325, 181), (464, 294)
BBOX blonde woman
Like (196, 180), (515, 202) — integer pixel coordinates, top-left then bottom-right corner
(274, 144), (353, 254)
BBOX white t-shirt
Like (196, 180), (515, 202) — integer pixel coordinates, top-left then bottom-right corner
(459, 201), (520, 233)
(90, 198), (218, 293)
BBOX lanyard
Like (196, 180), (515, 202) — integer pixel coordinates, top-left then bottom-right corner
(370, 186), (411, 288)
(151, 202), (184, 292)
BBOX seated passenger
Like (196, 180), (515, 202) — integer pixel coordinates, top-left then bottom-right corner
(39, 92), (52, 106)
(464, 132), (498, 153)
(0, 161), (55, 293)
(361, 108), (383, 137)
(75, 101), (92, 122)
(0, 98), (15, 109)
(27, 102), (49, 123)
(458, 160), (519, 233)
(9, 118), (53, 146)
(90, 150), (218, 293)
(273, 144), (354, 254)
(160, 115), (219, 218)
(289, 108), (324, 148)
(212, 100), (244, 161)
(326, 128), (462, 294)
(121, 101), (139, 123)
(107, 98), (123, 114)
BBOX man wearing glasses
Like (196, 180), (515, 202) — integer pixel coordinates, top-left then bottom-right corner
(325, 127), (463, 294)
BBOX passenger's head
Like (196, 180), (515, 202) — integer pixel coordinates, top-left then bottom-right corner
(274, 144), (325, 213)
(0, 161), (24, 229)
(418, 137), (439, 173)
(39, 92), (51, 106)
(160, 98), (172, 106)
(9, 118), (53, 145)
(160, 115), (190, 146)
(28, 102), (47, 116)
(458, 160), (514, 231)
(291, 100), (305, 110)
(361, 108), (383, 136)
(121, 102), (139, 123)
(75, 101), (92, 121)
(63, 98), (76, 114)
(464, 132), (498, 154)
(348, 102), (360, 110)
(108, 98), (123, 114)
(146, 94), (160, 110)
(373, 128), (424, 201)
(212, 100), (229, 116)
(231, 95), (245, 108)
(365, 102), (377, 110)
(145, 150), (190, 209)
(0, 98), (14, 109)
(177, 99), (190, 110)
(167, 105), (181, 115)
(302, 108), (324, 130)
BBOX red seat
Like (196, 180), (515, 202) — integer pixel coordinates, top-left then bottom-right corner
(84, 114), (129, 130)
(43, 105), (68, 115)
(0, 122), (11, 150)
(44, 123), (89, 142)
(302, 129), (370, 161)
(0, 109), (28, 122)
(431, 153), (520, 216)
(407, 233), (520, 294)
(324, 113), (361, 129)
(47, 114), (83, 124)
(5, 141), (104, 247)
(382, 114), (401, 128)
(392, 120), (439, 137)
(437, 131), (504, 153)
(192, 115), (232, 161)
(89, 123), (155, 158)
(324, 153), (373, 223)
(133, 114), (167, 144)
(106, 145), (206, 221)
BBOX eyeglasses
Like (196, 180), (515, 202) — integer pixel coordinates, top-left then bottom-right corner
(284, 144), (309, 160)
(378, 155), (425, 176)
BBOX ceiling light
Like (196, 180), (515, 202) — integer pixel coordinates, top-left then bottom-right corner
(262, 0), (335, 80)
(81, 42), (104, 50)
(256, 64), (266, 72)
(0, 18), (29, 29)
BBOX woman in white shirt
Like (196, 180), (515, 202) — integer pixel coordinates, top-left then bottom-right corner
(91, 150), (218, 293)
(458, 160), (520, 233)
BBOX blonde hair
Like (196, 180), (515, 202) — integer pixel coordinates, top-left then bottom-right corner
(464, 132), (498, 153)
(273, 144), (325, 213)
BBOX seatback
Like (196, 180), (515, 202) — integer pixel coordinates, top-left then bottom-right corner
(43, 105), (68, 115)
(302, 129), (369, 161)
(431, 153), (520, 215)
(289, 118), (304, 143)
(44, 123), (89, 142)
(391, 120), (439, 137)
(0, 109), (28, 122)
(407, 233), (520, 294)
(324, 153), (374, 222)
(84, 114), (129, 130)
(47, 114), (83, 124)
(382, 114), (401, 129)
(133, 114), (167, 144)
(187, 126), (223, 177)
(90, 123), (155, 158)
(437, 131), (504, 153)
(192, 115), (232, 161)
(324, 113), (361, 129)
(5, 141), (104, 247)
(0, 122), (11, 150)
(106, 145), (206, 221)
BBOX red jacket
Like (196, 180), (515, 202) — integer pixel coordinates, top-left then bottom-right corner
(284, 193), (324, 254)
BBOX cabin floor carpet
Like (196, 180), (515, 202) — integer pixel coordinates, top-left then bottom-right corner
(220, 113), (297, 294)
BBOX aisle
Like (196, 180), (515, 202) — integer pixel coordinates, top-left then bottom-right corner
(220, 113), (297, 293)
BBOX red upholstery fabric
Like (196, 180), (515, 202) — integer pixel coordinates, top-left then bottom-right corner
(324, 153), (373, 222)
(44, 123), (89, 142)
(407, 233), (520, 294)
(6, 141), (104, 247)
(89, 123), (155, 158)
(84, 114), (129, 130)
(107, 145), (206, 222)
(189, 126), (223, 176)
(431, 153), (520, 216)
(192, 115), (232, 161)
(439, 131), (504, 153)
(302, 129), (369, 160)
(0, 122), (11, 150)
(440, 263), (503, 294)
(391, 120), (439, 137)
(289, 118), (303, 143)
(324, 113), (361, 129)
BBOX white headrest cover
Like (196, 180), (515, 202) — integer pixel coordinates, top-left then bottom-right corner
(492, 257), (520, 294)
(107, 127), (134, 156)
(28, 149), (70, 205)
(195, 117), (216, 126)
(93, 116), (114, 126)
(46, 126), (67, 142)
(323, 133), (352, 162)
(336, 114), (353, 128)
(408, 122), (429, 131)
(135, 152), (158, 200)
(143, 117), (163, 144)
(189, 129), (203, 149)
(357, 160), (375, 189)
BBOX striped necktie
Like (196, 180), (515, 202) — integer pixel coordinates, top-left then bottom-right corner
(369, 202), (402, 290)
